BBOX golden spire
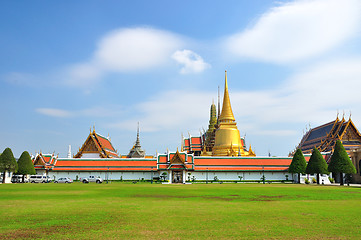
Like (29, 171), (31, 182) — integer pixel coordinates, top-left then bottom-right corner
(219, 70), (235, 122)
(212, 71), (255, 157)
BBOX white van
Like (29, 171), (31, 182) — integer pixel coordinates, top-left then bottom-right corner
(29, 175), (52, 183)
(11, 175), (28, 183)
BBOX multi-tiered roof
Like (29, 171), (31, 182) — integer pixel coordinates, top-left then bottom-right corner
(297, 116), (361, 155)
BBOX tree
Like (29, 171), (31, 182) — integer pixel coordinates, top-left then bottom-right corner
(328, 140), (356, 185)
(0, 148), (18, 183)
(289, 149), (307, 183)
(305, 147), (329, 184)
(17, 151), (36, 182)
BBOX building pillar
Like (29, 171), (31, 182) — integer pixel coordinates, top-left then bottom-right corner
(169, 170), (172, 183)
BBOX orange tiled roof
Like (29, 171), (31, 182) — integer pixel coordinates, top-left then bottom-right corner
(53, 158), (156, 171)
(95, 133), (116, 152)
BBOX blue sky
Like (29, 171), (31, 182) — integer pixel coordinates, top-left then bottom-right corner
(1, 0), (361, 158)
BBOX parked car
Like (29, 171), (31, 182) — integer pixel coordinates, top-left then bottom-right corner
(80, 176), (103, 184)
(11, 175), (28, 183)
(54, 177), (73, 183)
(29, 175), (52, 183)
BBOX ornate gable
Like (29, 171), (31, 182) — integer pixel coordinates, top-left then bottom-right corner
(170, 150), (185, 164)
(33, 155), (45, 166)
(167, 150), (187, 170)
(83, 136), (101, 153)
(74, 130), (119, 158)
(341, 120), (361, 141)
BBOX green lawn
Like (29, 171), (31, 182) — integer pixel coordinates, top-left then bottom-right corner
(0, 182), (360, 239)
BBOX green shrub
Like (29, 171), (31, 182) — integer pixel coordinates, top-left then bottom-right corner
(305, 178), (310, 184)
(329, 177), (334, 183)
(312, 178), (317, 183)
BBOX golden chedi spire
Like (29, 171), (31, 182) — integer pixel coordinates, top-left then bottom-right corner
(212, 71), (255, 157)
(219, 71), (235, 123)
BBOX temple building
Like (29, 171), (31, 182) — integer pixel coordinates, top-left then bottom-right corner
(294, 115), (361, 183)
(296, 115), (361, 155)
(32, 152), (57, 175)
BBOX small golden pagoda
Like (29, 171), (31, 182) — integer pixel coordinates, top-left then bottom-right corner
(212, 71), (255, 156)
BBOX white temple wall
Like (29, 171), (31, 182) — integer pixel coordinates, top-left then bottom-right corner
(50, 171), (157, 181)
(190, 171), (293, 181)
(80, 153), (101, 158)
(49, 170), (293, 181)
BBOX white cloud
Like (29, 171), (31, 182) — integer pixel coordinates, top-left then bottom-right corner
(36, 106), (121, 118)
(172, 49), (210, 74)
(66, 27), (188, 86)
(94, 28), (184, 71)
(225, 0), (361, 63)
(36, 108), (72, 118)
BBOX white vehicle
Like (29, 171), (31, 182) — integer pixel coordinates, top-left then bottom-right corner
(54, 177), (73, 183)
(80, 176), (103, 184)
(29, 175), (52, 183)
(11, 175), (28, 183)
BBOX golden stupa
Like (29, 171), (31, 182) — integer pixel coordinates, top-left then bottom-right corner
(212, 71), (255, 156)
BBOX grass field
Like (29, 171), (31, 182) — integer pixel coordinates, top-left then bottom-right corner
(1, 182), (360, 239)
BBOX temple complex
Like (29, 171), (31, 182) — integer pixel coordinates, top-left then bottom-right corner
(28, 70), (361, 184)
